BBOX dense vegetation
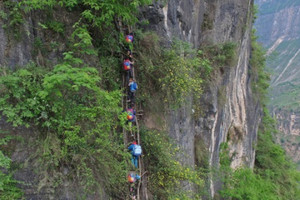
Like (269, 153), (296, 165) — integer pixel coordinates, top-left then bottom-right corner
(0, 135), (23, 200)
(1, 0), (300, 199)
(0, 0), (207, 199)
(219, 109), (300, 200)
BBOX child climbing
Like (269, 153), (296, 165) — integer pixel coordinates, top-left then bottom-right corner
(128, 78), (138, 106)
(126, 107), (136, 123)
(128, 141), (142, 168)
(123, 58), (134, 84)
(128, 171), (140, 200)
(125, 32), (134, 43)
(126, 48), (133, 59)
(127, 172), (140, 183)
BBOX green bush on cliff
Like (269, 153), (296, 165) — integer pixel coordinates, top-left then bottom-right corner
(0, 58), (131, 197)
(0, 136), (23, 200)
(136, 32), (211, 108)
(250, 29), (270, 104)
(199, 42), (237, 67)
(255, 108), (300, 200)
(218, 142), (278, 200)
(140, 128), (203, 199)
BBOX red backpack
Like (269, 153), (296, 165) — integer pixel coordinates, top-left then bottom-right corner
(123, 59), (131, 71)
(126, 35), (134, 43)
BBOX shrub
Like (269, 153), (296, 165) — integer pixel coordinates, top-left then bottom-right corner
(140, 128), (203, 199)
(0, 135), (23, 200)
(136, 33), (211, 108)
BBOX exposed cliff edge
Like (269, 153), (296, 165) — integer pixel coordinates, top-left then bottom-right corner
(141, 0), (259, 196)
(0, 0), (263, 199)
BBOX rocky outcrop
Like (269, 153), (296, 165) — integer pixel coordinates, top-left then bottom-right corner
(1, 0), (259, 199)
(0, 16), (33, 67)
(275, 109), (300, 136)
(141, 0), (260, 197)
(272, 109), (300, 166)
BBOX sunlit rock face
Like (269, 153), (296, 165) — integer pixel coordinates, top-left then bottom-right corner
(1, 0), (259, 199)
(142, 0), (260, 197)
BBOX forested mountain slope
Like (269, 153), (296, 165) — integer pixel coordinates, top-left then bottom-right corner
(256, 0), (300, 167)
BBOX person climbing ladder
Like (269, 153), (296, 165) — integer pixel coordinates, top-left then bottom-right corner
(126, 107), (136, 124)
(128, 141), (142, 168)
(125, 32), (134, 43)
(122, 31), (143, 200)
(123, 58), (134, 84)
(128, 78), (138, 107)
(128, 171), (140, 200)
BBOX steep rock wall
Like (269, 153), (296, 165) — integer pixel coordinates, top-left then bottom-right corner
(273, 109), (300, 166)
(0, 0), (260, 199)
(141, 0), (260, 197)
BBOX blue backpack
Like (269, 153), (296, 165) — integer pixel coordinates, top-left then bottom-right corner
(130, 82), (137, 92)
(133, 145), (142, 156)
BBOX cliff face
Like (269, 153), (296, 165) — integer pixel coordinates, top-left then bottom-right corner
(0, 0), (259, 199)
(273, 109), (300, 167)
(141, 0), (259, 196)
(255, 0), (300, 168)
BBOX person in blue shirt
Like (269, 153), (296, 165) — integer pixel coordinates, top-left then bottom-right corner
(128, 78), (138, 106)
(128, 141), (142, 168)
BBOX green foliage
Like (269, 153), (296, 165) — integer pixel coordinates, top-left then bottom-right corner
(250, 29), (270, 104)
(0, 0), (157, 197)
(70, 25), (98, 57)
(254, 108), (300, 200)
(0, 61), (131, 197)
(218, 141), (281, 200)
(21, 0), (151, 27)
(43, 20), (65, 34)
(199, 42), (237, 67)
(201, 13), (213, 31)
(136, 32), (211, 108)
(0, 1), (24, 39)
(218, 108), (300, 200)
(219, 168), (277, 200)
(0, 135), (23, 200)
(141, 128), (203, 199)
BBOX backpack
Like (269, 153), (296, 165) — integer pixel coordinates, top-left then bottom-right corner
(133, 145), (142, 156)
(128, 174), (135, 183)
(129, 82), (137, 92)
(126, 35), (134, 43)
(127, 113), (134, 120)
(123, 59), (131, 71)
